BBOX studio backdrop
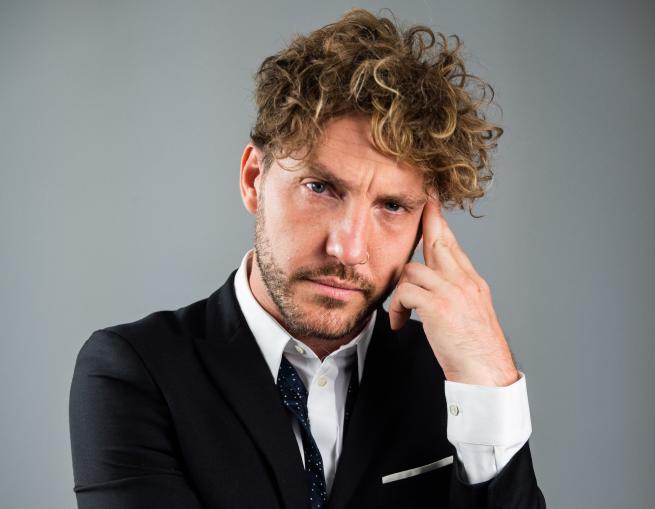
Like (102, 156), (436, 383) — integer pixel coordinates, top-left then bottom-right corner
(1, 1), (653, 508)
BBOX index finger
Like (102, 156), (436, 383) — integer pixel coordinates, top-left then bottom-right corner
(421, 197), (449, 268)
(422, 199), (484, 284)
(421, 196), (444, 247)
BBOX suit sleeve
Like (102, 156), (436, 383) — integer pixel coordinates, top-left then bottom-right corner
(448, 440), (547, 508)
(69, 329), (205, 509)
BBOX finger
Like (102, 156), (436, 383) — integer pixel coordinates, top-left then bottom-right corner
(389, 281), (431, 330)
(448, 241), (486, 287)
(401, 261), (456, 294)
(389, 271), (411, 330)
(412, 216), (424, 254)
(429, 211), (486, 286)
(421, 199), (461, 274)
(423, 238), (466, 288)
(421, 197), (442, 268)
(421, 199), (479, 285)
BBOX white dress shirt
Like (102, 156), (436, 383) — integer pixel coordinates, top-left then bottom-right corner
(233, 249), (532, 489)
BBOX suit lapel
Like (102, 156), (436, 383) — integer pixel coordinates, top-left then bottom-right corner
(193, 270), (307, 509)
(328, 309), (403, 509)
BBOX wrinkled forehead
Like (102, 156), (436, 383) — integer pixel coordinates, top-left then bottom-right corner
(312, 116), (425, 184)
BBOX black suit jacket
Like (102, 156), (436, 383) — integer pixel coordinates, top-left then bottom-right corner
(69, 269), (546, 508)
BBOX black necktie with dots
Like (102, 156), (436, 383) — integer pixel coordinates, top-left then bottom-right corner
(277, 355), (360, 509)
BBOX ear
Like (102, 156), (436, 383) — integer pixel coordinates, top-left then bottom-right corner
(239, 143), (265, 215)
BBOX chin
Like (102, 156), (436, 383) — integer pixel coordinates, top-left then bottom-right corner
(287, 299), (370, 340)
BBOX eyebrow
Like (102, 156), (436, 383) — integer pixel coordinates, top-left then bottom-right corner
(304, 160), (428, 210)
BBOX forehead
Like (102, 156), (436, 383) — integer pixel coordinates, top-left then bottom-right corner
(306, 115), (425, 190)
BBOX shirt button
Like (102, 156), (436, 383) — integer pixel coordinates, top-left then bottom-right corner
(317, 375), (328, 387)
(449, 404), (460, 416)
(294, 344), (305, 355)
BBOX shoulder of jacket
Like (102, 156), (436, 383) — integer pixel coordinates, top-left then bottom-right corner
(95, 294), (210, 352)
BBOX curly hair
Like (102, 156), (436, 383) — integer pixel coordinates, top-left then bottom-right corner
(250, 8), (503, 216)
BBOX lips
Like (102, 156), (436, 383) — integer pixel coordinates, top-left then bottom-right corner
(308, 277), (362, 291)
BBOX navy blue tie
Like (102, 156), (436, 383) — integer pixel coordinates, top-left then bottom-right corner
(277, 355), (359, 509)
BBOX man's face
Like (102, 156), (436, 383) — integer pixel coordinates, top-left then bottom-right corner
(250, 115), (427, 341)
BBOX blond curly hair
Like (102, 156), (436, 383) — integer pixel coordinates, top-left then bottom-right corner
(250, 8), (503, 216)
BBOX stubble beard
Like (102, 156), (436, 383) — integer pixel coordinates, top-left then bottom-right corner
(253, 190), (398, 341)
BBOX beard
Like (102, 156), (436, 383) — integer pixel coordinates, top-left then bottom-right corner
(253, 190), (400, 341)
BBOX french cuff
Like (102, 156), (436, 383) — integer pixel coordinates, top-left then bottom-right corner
(444, 371), (532, 446)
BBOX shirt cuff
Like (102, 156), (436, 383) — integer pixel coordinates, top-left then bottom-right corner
(445, 371), (532, 445)
(444, 371), (532, 484)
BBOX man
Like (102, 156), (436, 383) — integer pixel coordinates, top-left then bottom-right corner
(69, 8), (545, 508)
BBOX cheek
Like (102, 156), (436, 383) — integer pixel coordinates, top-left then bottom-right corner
(370, 223), (420, 278)
(262, 182), (300, 227)
(277, 182), (325, 217)
(263, 190), (326, 247)
(370, 216), (421, 254)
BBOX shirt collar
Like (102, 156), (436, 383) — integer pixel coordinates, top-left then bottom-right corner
(233, 249), (376, 382)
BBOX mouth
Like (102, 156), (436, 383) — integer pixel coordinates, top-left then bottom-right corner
(306, 277), (363, 300)
(309, 277), (362, 290)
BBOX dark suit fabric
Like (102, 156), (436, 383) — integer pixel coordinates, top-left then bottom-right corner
(69, 269), (546, 508)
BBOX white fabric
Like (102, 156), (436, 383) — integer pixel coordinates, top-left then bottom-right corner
(233, 249), (531, 488)
(445, 374), (532, 483)
(381, 455), (453, 484)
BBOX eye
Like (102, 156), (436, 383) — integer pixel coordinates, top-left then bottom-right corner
(384, 202), (404, 213)
(305, 181), (328, 194)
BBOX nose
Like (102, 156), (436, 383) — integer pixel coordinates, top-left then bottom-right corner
(325, 203), (370, 266)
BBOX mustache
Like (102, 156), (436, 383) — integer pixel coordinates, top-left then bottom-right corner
(292, 264), (375, 297)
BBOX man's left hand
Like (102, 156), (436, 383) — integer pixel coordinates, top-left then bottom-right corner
(389, 198), (519, 387)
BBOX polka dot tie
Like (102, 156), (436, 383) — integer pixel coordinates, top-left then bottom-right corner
(277, 355), (360, 508)
(277, 356), (328, 509)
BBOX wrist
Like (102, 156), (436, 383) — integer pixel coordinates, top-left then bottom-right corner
(445, 363), (519, 387)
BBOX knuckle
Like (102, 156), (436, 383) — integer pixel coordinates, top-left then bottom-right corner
(431, 238), (449, 250)
(396, 281), (410, 293)
(477, 277), (491, 294)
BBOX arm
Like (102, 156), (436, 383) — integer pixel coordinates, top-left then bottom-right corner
(69, 330), (205, 509)
(388, 199), (546, 506)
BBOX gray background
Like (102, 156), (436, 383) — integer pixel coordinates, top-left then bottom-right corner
(1, 0), (653, 507)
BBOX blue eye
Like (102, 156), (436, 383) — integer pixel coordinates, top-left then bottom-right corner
(385, 202), (402, 212)
(306, 182), (327, 194)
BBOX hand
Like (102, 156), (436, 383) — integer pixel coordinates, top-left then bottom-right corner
(388, 198), (519, 387)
